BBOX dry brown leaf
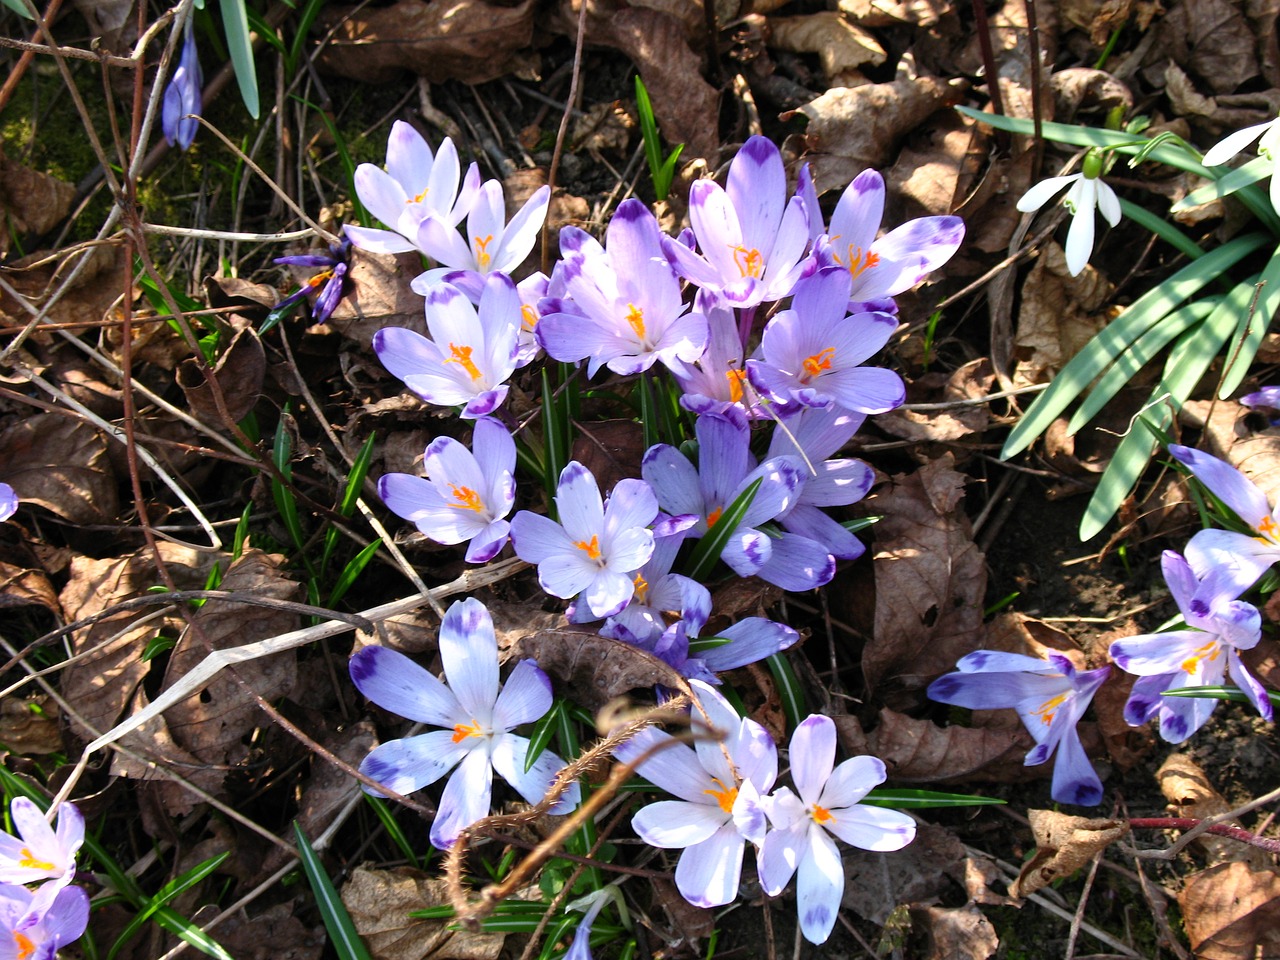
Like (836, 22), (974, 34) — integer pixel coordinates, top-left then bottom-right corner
(1180, 861), (1280, 960)
(197, 902), (325, 960)
(325, 248), (427, 351)
(318, 0), (538, 85)
(176, 325), (266, 425)
(767, 12), (885, 81)
(1060, 0), (1137, 47)
(888, 110), (983, 216)
(1180, 399), (1280, 506)
(1009, 809), (1129, 898)
(0, 414), (119, 524)
(508, 629), (688, 711)
(1050, 67), (1134, 122)
(160, 550), (300, 787)
(0, 243), (127, 330)
(908, 903), (999, 960)
(0, 149), (75, 247)
(836, 0), (951, 28)
(835, 709), (1032, 783)
(862, 455), (986, 697)
(571, 419), (646, 493)
(342, 866), (508, 960)
(0, 696), (62, 755)
(876, 359), (996, 443)
(0, 560), (60, 616)
(1157, 753), (1269, 867)
(571, 101), (636, 160)
(790, 77), (964, 192)
(1155, 0), (1259, 95)
(1013, 243), (1113, 388)
(652, 877), (715, 942)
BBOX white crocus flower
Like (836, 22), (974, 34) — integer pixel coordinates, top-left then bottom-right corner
(1202, 114), (1280, 214)
(1016, 151), (1121, 277)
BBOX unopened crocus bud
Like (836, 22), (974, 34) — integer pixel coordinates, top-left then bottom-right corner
(162, 20), (202, 151)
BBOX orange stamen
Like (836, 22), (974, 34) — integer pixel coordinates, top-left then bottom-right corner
(444, 343), (483, 380)
(801, 347), (835, 379)
(474, 235), (494, 270)
(1258, 515), (1278, 539)
(14, 931), (35, 960)
(706, 506), (723, 528)
(306, 269), (335, 289)
(703, 778), (739, 814)
(625, 303), (646, 339)
(843, 244), (880, 280)
(634, 572), (649, 604)
(407, 188), (430, 204)
(732, 245), (764, 278)
(575, 535), (602, 560)
(17, 848), (55, 872)
(449, 485), (484, 512)
(452, 721), (483, 743)
(726, 368), (747, 404)
(521, 304), (539, 331)
(1181, 640), (1224, 675)
(811, 804), (834, 824)
(1031, 692), (1068, 728)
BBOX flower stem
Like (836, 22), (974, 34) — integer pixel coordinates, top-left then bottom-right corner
(1129, 817), (1280, 853)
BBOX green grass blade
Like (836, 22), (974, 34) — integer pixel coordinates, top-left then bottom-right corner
(861, 788), (1006, 809)
(524, 698), (561, 773)
(326, 538), (381, 607)
(340, 433), (378, 517)
(766, 652), (805, 730)
(1164, 684), (1280, 706)
(1172, 155), (1273, 212)
(363, 795), (421, 869)
(1, 0), (34, 19)
(541, 367), (569, 508)
(1220, 247), (1280, 398)
(108, 853), (231, 960)
(682, 478), (762, 581)
(1117, 198), (1204, 260)
(294, 823), (374, 960)
(1001, 232), (1269, 458)
(218, 0), (259, 118)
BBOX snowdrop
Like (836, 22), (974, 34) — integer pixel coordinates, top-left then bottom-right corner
(1016, 150), (1121, 276)
(1202, 113), (1280, 213)
(350, 598), (580, 849)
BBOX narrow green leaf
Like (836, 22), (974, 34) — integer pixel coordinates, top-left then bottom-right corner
(326, 538), (381, 607)
(1117, 198), (1204, 260)
(687, 636), (733, 653)
(0, 0), (34, 20)
(293, 823), (374, 960)
(1172, 156), (1272, 212)
(638, 372), (660, 453)
(363, 796), (421, 869)
(1220, 247), (1280, 398)
(766, 652), (804, 730)
(541, 367), (568, 508)
(683, 478), (762, 582)
(142, 635), (178, 661)
(524, 699), (561, 773)
(1164, 684), (1280, 706)
(232, 503), (252, 558)
(218, 0), (260, 118)
(840, 515), (882, 533)
(108, 853), (230, 960)
(861, 788), (1006, 809)
(340, 433), (378, 517)
(1002, 232), (1269, 458)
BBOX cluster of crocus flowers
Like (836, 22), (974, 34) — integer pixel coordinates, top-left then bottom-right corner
(0, 797), (89, 959)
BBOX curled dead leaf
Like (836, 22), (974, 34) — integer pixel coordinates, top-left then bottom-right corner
(176, 325), (266, 425)
(876, 359), (996, 444)
(834, 709), (1031, 783)
(0, 696), (62, 756)
(0, 148), (75, 247)
(1179, 861), (1280, 960)
(0, 414), (119, 524)
(1009, 809), (1129, 898)
(325, 248), (428, 351)
(767, 12), (886, 81)
(908, 903), (999, 960)
(508, 629), (688, 710)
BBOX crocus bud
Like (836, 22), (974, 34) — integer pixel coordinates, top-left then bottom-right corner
(162, 20), (202, 151)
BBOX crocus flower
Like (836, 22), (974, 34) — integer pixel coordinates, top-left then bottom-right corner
(350, 597), (580, 849)
(614, 681), (777, 908)
(373, 274), (520, 418)
(563, 887), (614, 960)
(747, 268), (905, 416)
(625, 618), (799, 686)
(344, 122), (481, 255)
(1015, 150), (1121, 276)
(1241, 385), (1280, 412)
(0, 882), (90, 960)
(927, 650), (1110, 806)
(413, 180), (550, 291)
(510, 463), (657, 618)
(598, 533), (712, 644)
(758, 715), (915, 945)
(813, 169), (965, 307)
(1168, 443), (1280, 602)
(378, 418), (516, 563)
(661, 136), (812, 308)
(0, 798), (82, 892)
(0, 484), (16, 522)
(1202, 113), (1280, 213)
(537, 199), (708, 376)
(1110, 550), (1272, 742)
(273, 238), (351, 325)
(161, 18), (201, 151)
(668, 293), (757, 416)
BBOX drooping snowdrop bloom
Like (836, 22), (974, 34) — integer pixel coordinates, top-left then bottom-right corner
(1015, 149), (1121, 276)
(510, 463), (657, 618)
(273, 238), (352, 325)
(0, 882), (89, 960)
(1201, 113), (1280, 213)
(758, 715), (914, 945)
(161, 18), (201, 151)
(1168, 443), (1280, 602)
(537, 199), (708, 376)
(378, 418), (516, 563)
(614, 681), (777, 908)
(413, 180), (550, 291)
(765, 407), (874, 560)
(747, 268), (905, 416)
(0, 484), (16, 522)
(0, 798), (82, 893)
(374, 274), (520, 418)
(1110, 550), (1272, 742)
(661, 136), (813, 308)
(350, 598), (580, 849)
(813, 169), (965, 307)
(345, 122), (481, 255)
(927, 650), (1110, 806)
(641, 411), (833, 590)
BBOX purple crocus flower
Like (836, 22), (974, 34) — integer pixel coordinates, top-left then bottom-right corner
(374, 274), (520, 418)
(536, 199), (709, 376)
(927, 651), (1110, 806)
(1110, 550), (1272, 742)
(412, 180), (550, 292)
(510, 463), (657, 618)
(1241, 385), (1280, 413)
(758, 715), (915, 945)
(626, 618), (799, 685)
(273, 238), (351, 324)
(668, 293), (757, 416)
(563, 888), (613, 960)
(0, 799), (82, 892)
(1168, 443), (1280, 602)
(161, 18), (201, 151)
(0, 882), (89, 960)
(344, 122), (481, 255)
(350, 598), (580, 849)
(378, 418), (516, 563)
(661, 136), (813, 308)
(0, 484), (17, 522)
(641, 411), (833, 590)
(614, 681), (777, 908)
(747, 267), (905, 416)
(812, 169), (965, 307)
(598, 534), (712, 644)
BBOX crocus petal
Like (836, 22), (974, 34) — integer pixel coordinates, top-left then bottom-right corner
(1049, 728), (1103, 805)
(675, 823), (746, 908)
(464, 520), (510, 563)
(359, 730), (469, 797)
(757, 821), (806, 895)
(509, 510), (578, 564)
(374, 327), (444, 383)
(493, 185), (550, 271)
(789, 715), (836, 806)
(584, 568), (637, 619)
(343, 224), (419, 254)
(613, 728), (713, 803)
(0, 483), (18, 522)
(753, 532), (835, 591)
(796, 826), (843, 944)
(490, 659), (553, 729)
(823, 804), (916, 852)
(431, 747), (494, 848)
(349, 646), (462, 726)
(556, 463), (607, 545)
(1170, 444), (1273, 529)
(699, 617), (798, 673)
(633, 800), (727, 848)
(781, 505), (865, 560)
(490, 733), (580, 813)
(818, 755), (885, 810)
(927, 669), (1067, 710)
(1229, 651), (1275, 722)
(438, 598), (499, 721)
(356, 164), (413, 233)
(642, 445), (705, 518)
(1184, 528), (1279, 600)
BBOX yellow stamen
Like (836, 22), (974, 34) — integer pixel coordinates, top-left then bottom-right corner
(306, 269), (335, 289)
(811, 804), (834, 824)
(634, 572), (649, 604)
(801, 347), (835, 379)
(726, 368), (747, 404)
(521, 304), (539, 331)
(443, 343), (483, 380)
(703, 778), (739, 814)
(1181, 640), (1224, 675)
(14, 931), (35, 960)
(17, 848), (55, 872)
(625, 303), (646, 339)
(474, 235), (494, 270)
(732, 245), (764, 278)
(575, 535), (602, 560)
(842, 244), (880, 280)
(452, 720), (483, 743)
(449, 484), (484, 512)
(706, 506), (723, 528)
(407, 188), (430, 204)
(1258, 515), (1278, 539)
(1031, 692), (1068, 728)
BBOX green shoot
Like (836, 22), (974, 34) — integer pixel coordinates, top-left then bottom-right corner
(635, 76), (684, 203)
